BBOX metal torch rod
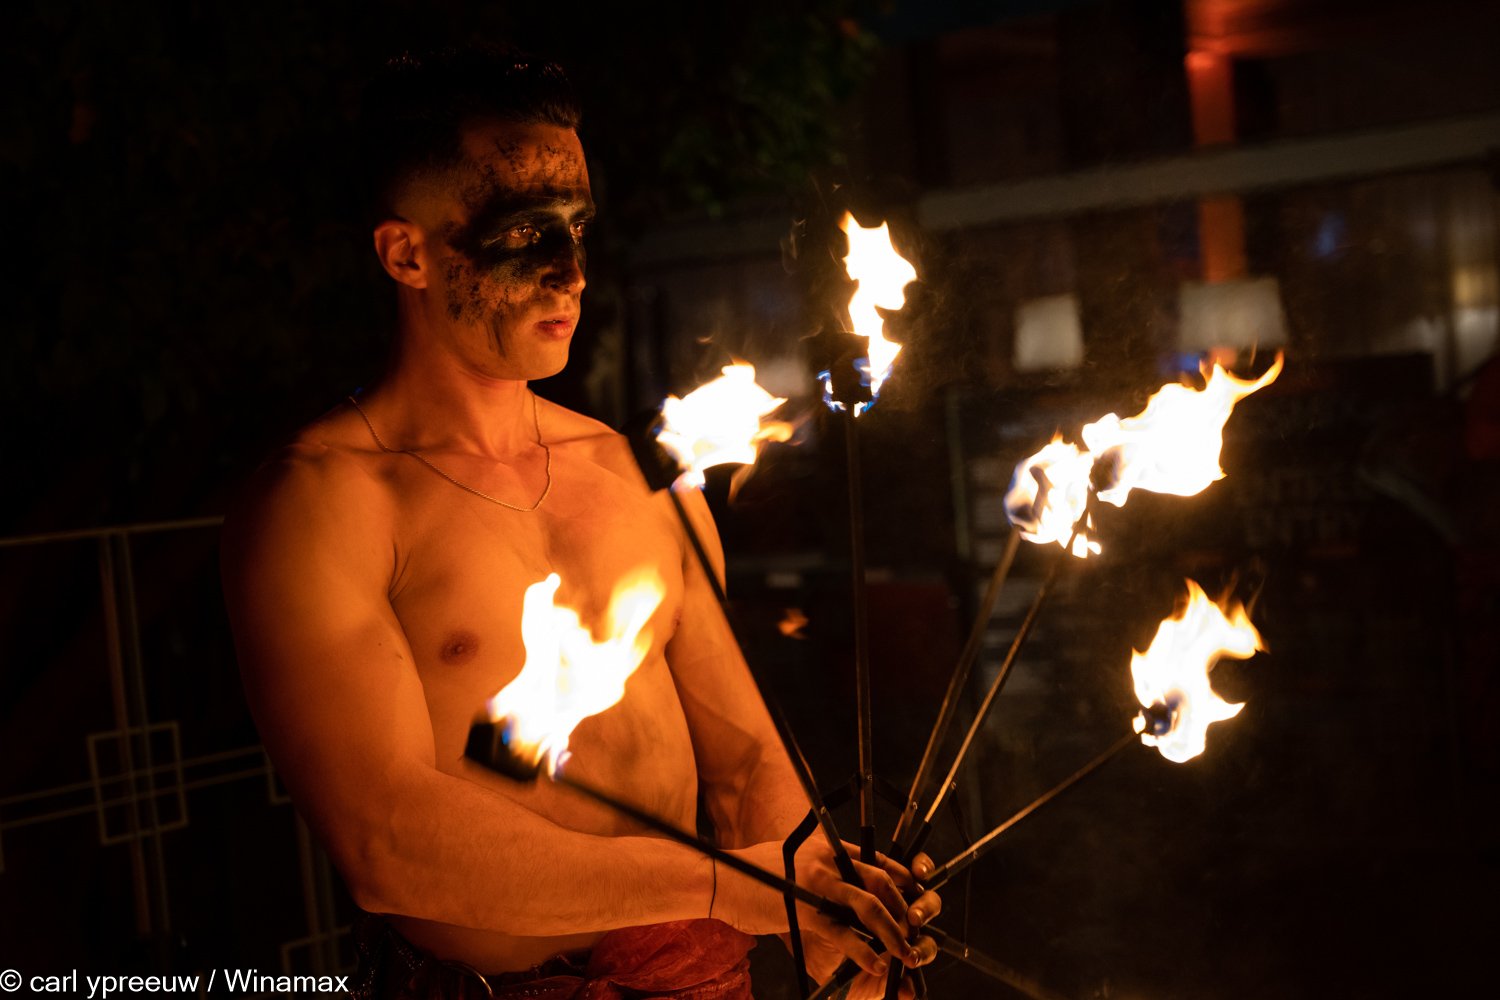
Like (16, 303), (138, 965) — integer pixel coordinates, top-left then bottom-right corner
(890, 530), (1021, 853)
(899, 537), (1072, 862)
(844, 409), (876, 863)
(809, 924), (1064, 1000)
(662, 483), (861, 886)
(927, 927), (1076, 1000)
(555, 770), (859, 925)
(667, 487), (730, 609)
(924, 731), (1137, 892)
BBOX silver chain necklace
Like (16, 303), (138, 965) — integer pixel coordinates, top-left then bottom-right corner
(347, 392), (552, 512)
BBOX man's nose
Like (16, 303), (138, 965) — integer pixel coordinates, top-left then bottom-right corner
(542, 243), (586, 294)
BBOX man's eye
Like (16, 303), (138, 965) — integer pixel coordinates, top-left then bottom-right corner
(509, 225), (541, 244)
(569, 220), (589, 240)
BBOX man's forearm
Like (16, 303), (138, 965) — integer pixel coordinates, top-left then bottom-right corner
(323, 763), (715, 936)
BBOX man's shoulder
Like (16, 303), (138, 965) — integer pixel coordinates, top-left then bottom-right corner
(225, 404), (394, 550)
(538, 398), (640, 481)
(539, 397), (617, 442)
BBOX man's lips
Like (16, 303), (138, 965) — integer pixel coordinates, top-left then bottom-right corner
(535, 314), (578, 338)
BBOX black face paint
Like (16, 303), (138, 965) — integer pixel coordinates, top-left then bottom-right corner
(474, 218), (587, 282)
(449, 191), (592, 274)
(437, 192), (594, 351)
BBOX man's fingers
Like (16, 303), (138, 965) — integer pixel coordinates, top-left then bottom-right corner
(869, 968), (922, 1000)
(845, 973), (882, 1000)
(826, 923), (885, 978)
(910, 852), (935, 883)
(873, 850), (919, 894)
(905, 888), (941, 928)
(843, 841), (918, 887)
(841, 886), (917, 963)
(909, 934), (939, 966)
(855, 861), (909, 924)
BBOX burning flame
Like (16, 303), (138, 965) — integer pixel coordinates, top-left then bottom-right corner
(1002, 436), (1101, 558)
(778, 607), (809, 639)
(1083, 354), (1283, 507)
(1002, 354), (1282, 558)
(840, 212), (917, 403)
(1131, 580), (1263, 763)
(485, 569), (665, 775)
(656, 364), (793, 489)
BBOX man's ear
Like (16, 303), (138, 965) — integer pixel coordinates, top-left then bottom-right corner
(373, 220), (428, 289)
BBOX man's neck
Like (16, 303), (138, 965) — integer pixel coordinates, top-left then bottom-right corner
(362, 350), (539, 460)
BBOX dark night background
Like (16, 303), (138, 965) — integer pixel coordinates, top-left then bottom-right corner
(2, 1), (1497, 998)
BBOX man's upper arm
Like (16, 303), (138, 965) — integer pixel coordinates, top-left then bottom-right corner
(221, 448), (433, 898)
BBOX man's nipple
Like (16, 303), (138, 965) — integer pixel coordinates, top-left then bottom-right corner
(439, 630), (481, 665)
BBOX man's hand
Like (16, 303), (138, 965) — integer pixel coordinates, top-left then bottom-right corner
(796, 849), (940, 1000)
(716, 838), (941, 999)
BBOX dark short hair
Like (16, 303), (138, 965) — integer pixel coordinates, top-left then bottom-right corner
(358, 44), (581, 220)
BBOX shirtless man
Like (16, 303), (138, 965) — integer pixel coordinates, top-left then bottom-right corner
(221, 48), (939, 1000)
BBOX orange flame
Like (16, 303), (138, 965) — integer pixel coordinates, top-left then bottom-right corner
(1002, 436), (1101, 558)
(1131, 580), (1263, 763)
(485, 569), (664, 775)
(656, 364), (793, 489)
(777, 607), (809, 639)
(840, 213), (917, 400)
(1083, 353), (1283, 507)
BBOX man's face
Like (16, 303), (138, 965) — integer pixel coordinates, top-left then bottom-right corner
(414, 119), (594, 381)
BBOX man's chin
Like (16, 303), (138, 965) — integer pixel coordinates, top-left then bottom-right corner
(483, 322), (573, 380)
(522, 342), (571, 382)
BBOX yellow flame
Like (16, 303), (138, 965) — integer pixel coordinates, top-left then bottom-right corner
(1002, 435), (1102, 558)
(1003, 355), (1282, 556)
(840, 213), (917, 399)
(656, 364), (792, 489)
(1083, 353), (1283, 507)
(1130, 580), (1263, 763)
(485, 569), (665, 775)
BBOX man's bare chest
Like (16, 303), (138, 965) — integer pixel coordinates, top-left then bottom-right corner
(383, 449), (687, 753)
